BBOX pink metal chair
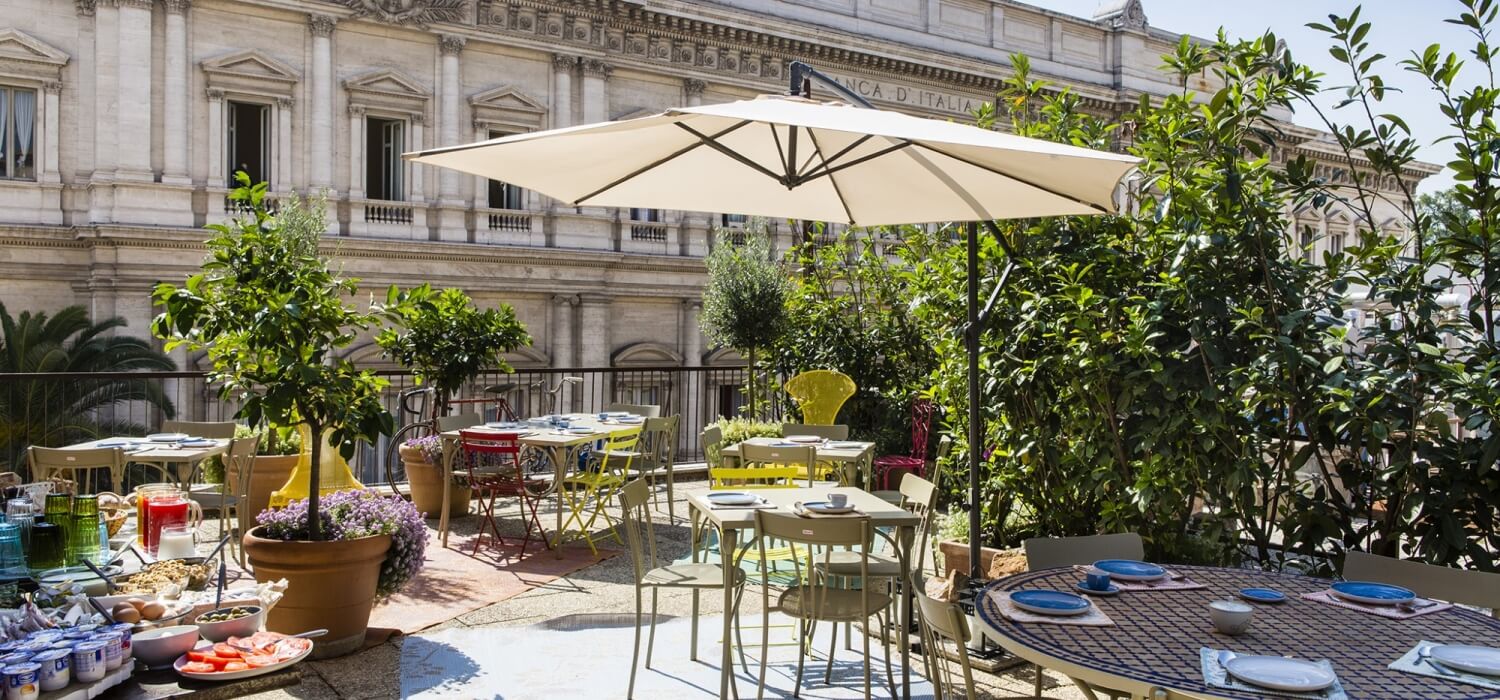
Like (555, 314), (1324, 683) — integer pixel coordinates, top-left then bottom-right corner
(873, 399), (935, 491)
(460, 430), (548, 556)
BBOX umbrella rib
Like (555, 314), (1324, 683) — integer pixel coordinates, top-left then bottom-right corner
(793, 135), (873, 181)
(769, 123), (791, 178)
(804, 129), (856, 225)
(914, 142), (1112, 214)
(573, 120), (755, 204)
(674, 122), (788, 184)
(794, 139), (913, 185)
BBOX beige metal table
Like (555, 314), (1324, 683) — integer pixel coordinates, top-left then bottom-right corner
(975, 564), (1500, 700)
(685, 486), (921, 699)
(437, 415), (641, 553)
(63, 437), (228, 490)
(719, 437), (876, 487)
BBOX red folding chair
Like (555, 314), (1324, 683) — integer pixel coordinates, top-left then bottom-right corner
(459, 430), (549, 556)
(873, 399), (935, 490)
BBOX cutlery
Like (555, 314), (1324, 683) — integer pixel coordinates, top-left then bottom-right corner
(1418, 644), (1459, 677)
(1398, 598), (1439, 612)
(80, 558), (120, 593)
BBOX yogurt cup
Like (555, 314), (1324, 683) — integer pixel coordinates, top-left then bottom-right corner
(97, 633), (122, 670)
(106, 623), (133, 661)
(28, 651), (67, 692)
(2, 662), (38, 700)
(10, 645), (44, 659)
(70, 641), (105, 683)
(23, 632), (60, 645)
(64, 624), (98, 639)
(0, 656), (26, 669)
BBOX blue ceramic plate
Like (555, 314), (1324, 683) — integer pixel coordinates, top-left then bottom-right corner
(1073, 582), (1121, 596)
(1330, 581), (1415, 606)
(1009, 590), (1092, 616)
(1091, 559), (1166, 581)
(1237, 587), (1287, 604)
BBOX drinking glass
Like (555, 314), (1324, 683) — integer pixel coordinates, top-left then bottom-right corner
(6, 499), (34, 555)
(68, 495), (100, 567)
(0, 523), (25, 579)
(27, 521), (64, 572)
(132, 484), (178, 549)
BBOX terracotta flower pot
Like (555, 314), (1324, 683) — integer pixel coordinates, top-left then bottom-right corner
(242, 526), (392, 659)
(230, 455), (298, 525)
(938, 539), (1028, 579)
(399, 444), (471, 519)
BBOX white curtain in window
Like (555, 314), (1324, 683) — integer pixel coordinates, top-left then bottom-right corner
(12, 90), (33, 165)
(0, 90), (8, 172)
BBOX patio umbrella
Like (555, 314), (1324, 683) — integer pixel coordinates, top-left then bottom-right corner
(408, 80), (1139, 580)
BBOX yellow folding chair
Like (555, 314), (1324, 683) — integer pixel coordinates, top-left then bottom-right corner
(558, 426), (642, 555)
(783, 370), (856, 425)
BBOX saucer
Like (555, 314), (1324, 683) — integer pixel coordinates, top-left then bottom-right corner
(1073, 582), (1121, 596)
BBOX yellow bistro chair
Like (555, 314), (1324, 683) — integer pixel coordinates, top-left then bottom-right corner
(558, 426), (642, 555)
(784, 370), (856, 425)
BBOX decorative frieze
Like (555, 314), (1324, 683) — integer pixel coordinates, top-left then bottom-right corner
(115, 0), (154, 10)
(439, 33), (467, 55)
(337, 0), (466, 27)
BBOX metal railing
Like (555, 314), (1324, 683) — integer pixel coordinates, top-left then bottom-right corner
(0, 365), (766, 487)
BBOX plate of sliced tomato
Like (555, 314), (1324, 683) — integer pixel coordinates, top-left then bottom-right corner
(173, 631), (313, 680)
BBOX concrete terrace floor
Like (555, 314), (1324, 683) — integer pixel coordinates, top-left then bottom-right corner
(239, 480), (1088, 700)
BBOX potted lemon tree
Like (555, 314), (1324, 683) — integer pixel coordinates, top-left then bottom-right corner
(153, 176), (403, 657)
(376, 284), (530, 518)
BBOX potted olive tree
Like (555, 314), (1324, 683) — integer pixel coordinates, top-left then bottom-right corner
(153, 176), (400, 657)
(375, 284), (531, 517)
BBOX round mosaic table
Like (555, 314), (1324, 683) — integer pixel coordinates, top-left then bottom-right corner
(974, 565), (1500, 700)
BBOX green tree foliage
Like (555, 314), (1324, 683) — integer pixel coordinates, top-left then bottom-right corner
(375, 284), (532, 415)
(700, 221), (790, 415)
(0, 304), (176, 471)
(152, 176), (394, 540)
(769, 230), (936, 453)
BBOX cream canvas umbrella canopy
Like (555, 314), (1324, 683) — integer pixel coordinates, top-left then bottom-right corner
(408, 89), (1140, 582)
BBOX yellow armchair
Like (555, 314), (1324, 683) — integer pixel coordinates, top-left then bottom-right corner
(783, 370), (856, 425)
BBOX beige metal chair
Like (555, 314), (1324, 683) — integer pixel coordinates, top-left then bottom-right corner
(821, 473), (939, 578)
(632, 415), (680, 522)
(618, 478), (746, 699)
(28, 446), (125, 494)
(1343, 551), (1500, 618)
(218, 435), (258, 566)
(161, 420), (237, 439)
(702, 425), (724, 468)
(436, 413), (482, 432)
(913, 581), (978, 700)
(781, 423), (849, 440)
(1021, 533), (1143, 700)
(753, 509), (897, 699)
(607, 402), (661, 418)
(729, 443), (815, 489)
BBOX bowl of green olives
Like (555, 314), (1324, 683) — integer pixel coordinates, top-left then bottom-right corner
(193, 605), (264, 642)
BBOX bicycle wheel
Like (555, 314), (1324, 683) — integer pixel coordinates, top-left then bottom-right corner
(384, 421), (434, 495)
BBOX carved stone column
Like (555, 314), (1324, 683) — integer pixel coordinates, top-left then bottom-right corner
(308, 14), (337, 191)
(91, 0), (118, 183)
(551, 54), (575, 129)
(684, 78), (705, 107)
(681, 299), (703, 367)
(408, 114), (424, 203)
(438, 34), (465, 206)
(41, 82), (61, 184)
(114, 0), (153, 181)
(161, 0), (191, 184)
(551, 293), (579, 371)
(581, 58), (611, 124)
(347, 104), (365, 200)
(577, 294), (611, 407)
(205, 88), (224, 189)
(276, 97), (293, 190)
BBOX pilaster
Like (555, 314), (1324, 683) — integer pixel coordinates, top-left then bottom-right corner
(551, 53), (575, 130)
(114, 0), (154, 181)
(161, 0), (190, 184)
(308, 14), (337, 192)
(684, 78), (705, 107)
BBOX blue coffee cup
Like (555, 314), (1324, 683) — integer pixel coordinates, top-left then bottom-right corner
(1084, 569), (1111, 591)
(597, 412), (608, 421)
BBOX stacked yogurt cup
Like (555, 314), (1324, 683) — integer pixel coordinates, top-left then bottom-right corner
(0, 620), (134, 698)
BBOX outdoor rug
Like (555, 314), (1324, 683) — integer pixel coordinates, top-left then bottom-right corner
(369, 534), (618, 637)
(398, 613), (935, 698)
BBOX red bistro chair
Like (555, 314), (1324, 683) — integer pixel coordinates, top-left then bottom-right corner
(459, 430), (549, 556)
(873, 400), (935, 490)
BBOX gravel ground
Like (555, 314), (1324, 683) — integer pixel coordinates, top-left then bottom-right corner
(238, 480), (1088, 700)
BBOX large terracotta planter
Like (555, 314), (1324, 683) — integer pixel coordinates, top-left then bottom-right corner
(938, 539), (1027, 579)
(399, 444), (470, 519)
(242, 527), (392, 659)
(230, 455), (298, 525)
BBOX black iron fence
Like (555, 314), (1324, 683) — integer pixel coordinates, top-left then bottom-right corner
(0, 365), (774, 486)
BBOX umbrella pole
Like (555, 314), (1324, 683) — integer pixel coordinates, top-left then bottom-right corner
(966, 221), (983, 580)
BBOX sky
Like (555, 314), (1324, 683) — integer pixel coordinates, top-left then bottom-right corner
(1024, 0), (1481, 194)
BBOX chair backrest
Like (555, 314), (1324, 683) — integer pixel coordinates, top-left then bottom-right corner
(28, 447), (123, 493)
(436, 413), (483, 432)
(701, 425), (724, 468)
(783, 370), (856, 425)
(781, 423), (849, 441)
(1343, 551), (1500, 617)
(459, 430), (525, 484)
(899, 473), (940, 572)
(642, 415), (679, 469)
(225, 435), (259, 498)
(1023, 532), (1145, 571)
(599, 427), (643, 474)
(710, 465), (802, 489)
(606, 402), (661, 418)
(906, 400), (936, 461)
(930, 435), (954, 493)
(617, 478), (658, 582)
(161, 420), (238, 440)
(912, 581), (977, 700)
(735, 443), (814, 488)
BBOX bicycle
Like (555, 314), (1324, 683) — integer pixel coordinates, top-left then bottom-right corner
(382, 383), (522, 494)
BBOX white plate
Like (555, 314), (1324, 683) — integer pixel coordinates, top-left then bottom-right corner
(801, 501), (856, 514)
(606, 412), (632, 418)
(828, 441), (863, 449)
(147, 433), (189, 442)
(706, 492), (757, 506)
(1430, 645), (1500, 676)
(173, 638), (312, 681)
(1223, 656), (1336, 692)
(785, 435), (823, 443)
(180, 438), (215, 445)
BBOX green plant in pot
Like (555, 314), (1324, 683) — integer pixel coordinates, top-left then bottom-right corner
(152, 176), (401, 658)
(375, 284), (531, 519)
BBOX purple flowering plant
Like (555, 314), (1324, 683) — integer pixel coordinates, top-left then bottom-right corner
(403, 434), (443, 464)
(257, 490), (428, 599)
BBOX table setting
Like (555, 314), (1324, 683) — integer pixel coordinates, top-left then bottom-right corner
(1300, 581), (1451, 619)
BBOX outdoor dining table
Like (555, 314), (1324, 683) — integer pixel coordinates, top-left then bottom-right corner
(63, 436), (228, 490)
(719, 436), (877, 488)
(685, 485), (922, 700)
(435, 415), (642, 552)
(975, 564), (1500, 699)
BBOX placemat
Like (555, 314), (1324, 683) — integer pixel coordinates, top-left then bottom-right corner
(984, 589), (1115, 626)
(1200, 648), (1349, 699)
(1300, 589), (1453, 619)
(1388, 640), (1500, 691)
(1115, 570), (1206, 592)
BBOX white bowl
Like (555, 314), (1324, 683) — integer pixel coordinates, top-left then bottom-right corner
(1209, 600), (1254, 635)
(193, 605), (265, 643)
(131, 625), (199, 668)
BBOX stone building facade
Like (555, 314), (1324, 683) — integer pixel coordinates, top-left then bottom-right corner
(0, 0), (1436, 387)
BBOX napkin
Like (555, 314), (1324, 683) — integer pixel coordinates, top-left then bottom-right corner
(1388, 640), (1500, 691)
(1300, 589), (1452, 619)
(1200, 648), (1349, 699)
(985, 590), (1114, 626)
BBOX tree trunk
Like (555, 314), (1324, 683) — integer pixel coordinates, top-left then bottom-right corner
(307, 420), (323, 541)
(747, 346), (757, 420)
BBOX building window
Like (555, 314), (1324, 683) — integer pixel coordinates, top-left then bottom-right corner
(0, 87), (37, 181)
(1330, 231), (1346, 255)
(366, 116), (404, 201)
(226, 101), (271, 188)
(486, 130), (525, 210)
(1300, 226), (1316, 261)
(631, 208), (662, 223)
(721, 213), (747, 227)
